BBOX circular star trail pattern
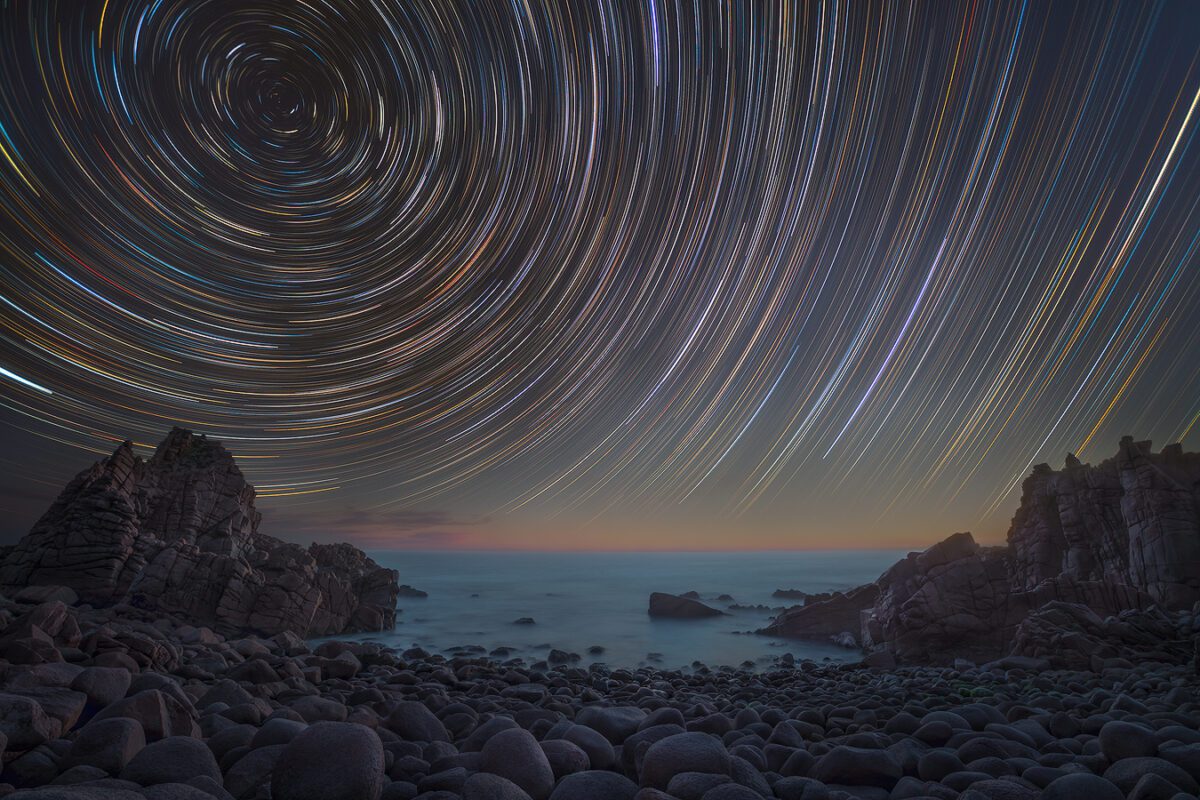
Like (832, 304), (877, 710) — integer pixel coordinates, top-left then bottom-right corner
(1, 1), (1199, 537)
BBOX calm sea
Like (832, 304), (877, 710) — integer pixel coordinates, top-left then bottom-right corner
(333, 550), (903, 670)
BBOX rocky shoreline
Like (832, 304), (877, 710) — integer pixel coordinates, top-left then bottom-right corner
(2, 591), (1200, 800)
(2, 431), (1200, 798)
(761, 437), (1200, 669)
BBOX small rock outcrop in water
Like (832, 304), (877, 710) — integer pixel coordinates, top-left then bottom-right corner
(648, 592), (725, 618)
(0, 428), (399, 637)
(762, 438), (1200, 665)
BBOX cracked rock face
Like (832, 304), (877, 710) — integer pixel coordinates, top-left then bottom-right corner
(0, 428), (399, 638)
(763, 438), (1200, 664)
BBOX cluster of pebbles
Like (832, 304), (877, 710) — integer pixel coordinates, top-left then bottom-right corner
(1, 593), (1199, 800)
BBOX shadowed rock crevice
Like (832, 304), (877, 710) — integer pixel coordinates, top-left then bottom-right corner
(0, 429), (399, 638)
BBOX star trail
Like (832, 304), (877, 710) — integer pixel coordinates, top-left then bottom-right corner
(1, 0), (1199, 549)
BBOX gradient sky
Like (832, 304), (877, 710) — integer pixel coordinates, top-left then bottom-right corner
(1, 0), (1199, 551)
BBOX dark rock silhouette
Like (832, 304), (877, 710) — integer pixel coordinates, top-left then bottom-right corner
(648, 592), (724, 618)
(763, 438), (1200, 664)
(0, 428), (399, 637)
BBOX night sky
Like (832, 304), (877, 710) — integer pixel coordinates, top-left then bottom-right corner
(1, 1), (1198, 551)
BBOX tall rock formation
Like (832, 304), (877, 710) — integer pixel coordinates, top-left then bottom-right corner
(0, 428), (400, 637)
(762, 437), (1200, 664)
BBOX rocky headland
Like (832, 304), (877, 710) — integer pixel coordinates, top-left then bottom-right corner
(0, 434), (1199, 800)
(0, 429), (400, 638)
(761, 437), (1200, 670)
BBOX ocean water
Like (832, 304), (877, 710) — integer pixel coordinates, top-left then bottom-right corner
(337, 550), (904, 670)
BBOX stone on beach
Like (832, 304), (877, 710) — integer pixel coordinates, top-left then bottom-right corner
(271, 721), (385, 800)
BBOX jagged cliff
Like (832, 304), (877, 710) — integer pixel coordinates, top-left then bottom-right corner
(762, 437), (1200, 665)
(0, 428), (400, 637)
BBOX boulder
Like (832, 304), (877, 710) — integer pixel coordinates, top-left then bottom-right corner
(70, 667), (132, 710)
(575, 706), (646, 744)
(549, 770), (639, 800)
(0, 692), (60, 750)
(462, 773), (534, 800)
(271, 721), (385, 800)
(385, 701), (450, 743)
(62, 717), (146, 774)
(120, 736), (222, 786)
(91, 689), (198, 740)
(811, 745), (902, 789)
(640, 732), (731, 790)
(479, 729), (555, 800)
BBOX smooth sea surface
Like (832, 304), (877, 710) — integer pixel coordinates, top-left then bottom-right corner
(338, 550), (905, 670)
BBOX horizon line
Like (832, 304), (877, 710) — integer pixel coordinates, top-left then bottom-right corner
(360, 543), (941, 554)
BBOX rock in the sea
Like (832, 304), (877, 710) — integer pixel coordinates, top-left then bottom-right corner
(272, 721), (385, 800)
(759, 584), (879, 640)
(0, 428), (400, 638)
(648, 593), (724, 619)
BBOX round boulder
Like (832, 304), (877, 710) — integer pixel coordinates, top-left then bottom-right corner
(63, 717), (146, 775)
(120, 736), (221, 786)
(1102, 757), (1198, 795)
(272, 721), (385, 800)
(540, 739), (590, 779)
(385, 701), (450, 743)
(1040, 773), (1125, 800)
(1098, 720), (1158, 762)
(811, 745), (902, 789)
(549, 770), (639, 800)
(480, 729), (555, 800)
(640, 732), (731, 791)
(462, 772), (533, 800)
